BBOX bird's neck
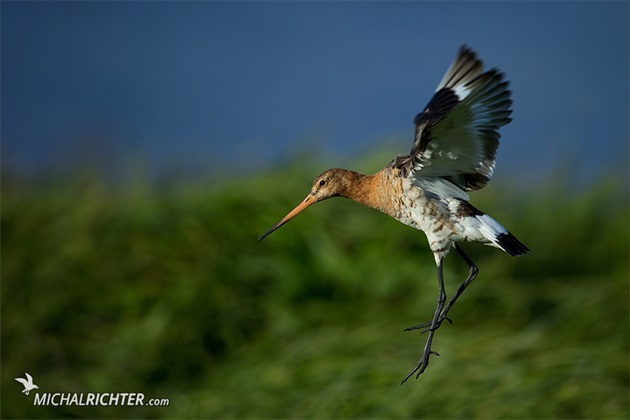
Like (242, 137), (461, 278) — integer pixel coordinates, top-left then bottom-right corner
(338, 169), (398, 217)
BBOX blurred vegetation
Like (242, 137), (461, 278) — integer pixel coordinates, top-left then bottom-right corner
(2, 155), (628, 419)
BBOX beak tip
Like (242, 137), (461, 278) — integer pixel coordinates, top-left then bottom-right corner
(258, 228), (275, 242)
(258, 195), (312, 243)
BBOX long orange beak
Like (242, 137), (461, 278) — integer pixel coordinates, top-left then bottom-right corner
(258, 195), (314, 241)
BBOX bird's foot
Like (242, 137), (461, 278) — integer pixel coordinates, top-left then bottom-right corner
(403, 315), (453, 333)
(400, 349), (440, 384)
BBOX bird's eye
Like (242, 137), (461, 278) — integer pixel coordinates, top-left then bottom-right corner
(319, 180), (326, 186)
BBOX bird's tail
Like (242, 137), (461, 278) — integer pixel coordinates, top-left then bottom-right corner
(494, 231), (529, 256)
(477, 214), (530, 256)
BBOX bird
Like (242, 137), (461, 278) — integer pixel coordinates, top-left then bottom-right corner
(15, 372), (38, 395)
(258, 45), (529, 384)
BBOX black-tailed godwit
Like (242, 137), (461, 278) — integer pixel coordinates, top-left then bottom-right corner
(259, 46), (529, 384)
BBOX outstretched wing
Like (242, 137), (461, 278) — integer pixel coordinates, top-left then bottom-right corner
(15, 377), (28, 386)
(404, 46), (512, 192)
(25, 373), (33, 383)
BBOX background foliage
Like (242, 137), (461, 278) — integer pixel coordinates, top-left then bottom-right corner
(2, 154), (628, 419)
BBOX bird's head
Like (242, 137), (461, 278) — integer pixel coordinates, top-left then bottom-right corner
(258, 168), (349, 241)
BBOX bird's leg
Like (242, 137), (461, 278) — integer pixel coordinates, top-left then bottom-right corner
(435, 244), (478, 324)
(404, 244), (478, 332)
(401, 260), (446, 384)
(403, 317), (452, 332)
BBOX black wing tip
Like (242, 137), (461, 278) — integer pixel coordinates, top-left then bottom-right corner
(473, 67), (509, 88)
(458, 44), (477, 58)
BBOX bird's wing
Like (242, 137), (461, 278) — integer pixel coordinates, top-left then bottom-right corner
(15, 377), (28, 386)
(25, 373), (33, 383)
(403, 45), (512, 192)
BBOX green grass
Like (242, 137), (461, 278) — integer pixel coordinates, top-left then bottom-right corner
(2, 161), (628, 419)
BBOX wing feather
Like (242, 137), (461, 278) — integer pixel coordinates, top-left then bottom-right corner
(400, 46), (512, 193)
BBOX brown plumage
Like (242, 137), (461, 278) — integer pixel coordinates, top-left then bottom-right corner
(259, 46), (529, 384)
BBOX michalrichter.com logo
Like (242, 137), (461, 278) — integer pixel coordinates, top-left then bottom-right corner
(14, 372), (170, 407)
(15, 373), (39, 395)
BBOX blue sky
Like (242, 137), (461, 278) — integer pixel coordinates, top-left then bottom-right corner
(2, 1), (628, 183)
